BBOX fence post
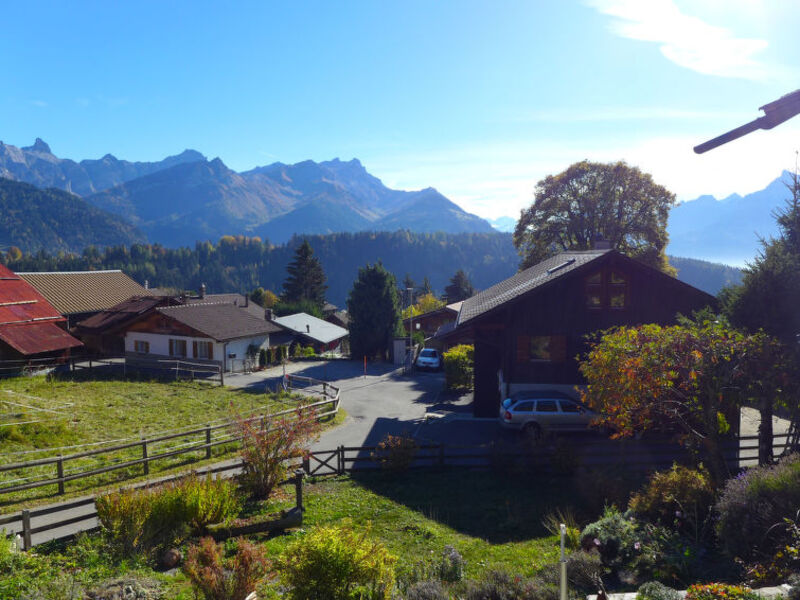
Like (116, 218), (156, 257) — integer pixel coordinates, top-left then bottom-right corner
(56, 455), (65, 495)
(21, 509), (32, 551)
(323, 382), (328, 397)
(294, 468), (304, 512)
(142, 438), (149, 476)
(302, 455), (310, 474)
(338, 445), (345, 474)
(205, 425), (212, 459)
(219, 365), (224, 386)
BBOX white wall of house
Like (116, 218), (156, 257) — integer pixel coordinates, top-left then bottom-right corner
(125, 332), (270, 371)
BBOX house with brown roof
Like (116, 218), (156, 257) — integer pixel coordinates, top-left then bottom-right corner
(0, 265), (82, 371)
(446, 249), (716, 417)
(18, 270), (153, 326)
(122, 302), (286, 373)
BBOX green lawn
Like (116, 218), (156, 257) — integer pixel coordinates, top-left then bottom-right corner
(12, 468), (607, 599)
(0, 374), (340, 508)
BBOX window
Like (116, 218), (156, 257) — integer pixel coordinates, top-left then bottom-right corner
(609, 271), (627, 309)
(169, 339), (187, 358)
(134, 340), (149, 354)
(515, 402), (534, 412)
(520, 336), (567, 362)
(585, 270), (628, 309)
(559, 400), (581, 413)
(193, 341), (213, 360)
(536, 400), (558, 412)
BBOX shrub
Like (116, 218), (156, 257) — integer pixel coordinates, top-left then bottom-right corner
(278, 523), (396, 600)
(234, 407), (319, 499)
(537, 550), (603, 593)
(371, 434), (418, 472)
(464, 571), (558, 600)
(580, 507), (697, 585)
(637, 581), (682, 600)
(684, 583), (759, 600)
(788, 573), (800, 600)
(96, 474), (241, 556)
(404, 580), (449, 600)
(259, 349), (267, 368)
(184, 537), (270, 600)
(716, 453), (800, 561)
(433, 545), (465, 583)
(628, 464), (715, 542)
(443, 345), (473, 390)
(302, 345), (316, 357)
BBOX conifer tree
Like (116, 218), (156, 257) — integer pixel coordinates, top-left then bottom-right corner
(347, 262), (401, 360)
(281, 240), (327, 309)
(444, 269), (475, 302)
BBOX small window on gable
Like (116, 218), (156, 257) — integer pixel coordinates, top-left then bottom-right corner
(586, 271), (603, 309)
(609, 271), (628, 309)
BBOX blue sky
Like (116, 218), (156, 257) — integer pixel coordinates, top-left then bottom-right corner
(3, 0), (799, 219)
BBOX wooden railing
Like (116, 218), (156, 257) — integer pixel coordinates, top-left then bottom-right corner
(0, 377), (339, 499)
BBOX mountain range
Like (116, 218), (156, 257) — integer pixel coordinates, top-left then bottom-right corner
(0, 139), (493, 248)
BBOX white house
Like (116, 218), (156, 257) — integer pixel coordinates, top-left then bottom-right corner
(123, 302), (285, 373)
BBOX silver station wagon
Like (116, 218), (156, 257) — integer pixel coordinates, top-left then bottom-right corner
(499, 390), (597, 438)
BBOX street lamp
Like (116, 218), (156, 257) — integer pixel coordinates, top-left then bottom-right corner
(694, 88), (800, 154)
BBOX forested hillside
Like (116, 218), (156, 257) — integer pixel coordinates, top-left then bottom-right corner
(0, 178), (146, 254)
(2, 232), (520, 306)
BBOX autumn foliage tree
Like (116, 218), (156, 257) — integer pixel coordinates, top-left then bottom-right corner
(579, 317), (788, 481)
(513, 161), (675, 273)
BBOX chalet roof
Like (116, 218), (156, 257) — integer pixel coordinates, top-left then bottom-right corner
(156, 303), (283, 342)
(75, 295), (176, 334)
(0, 265), (82, 355)
(18, 270), (152, 315)
(184, 293), (265, 320)
(457, 250), (611, 325)
(273, 312), (349, 345)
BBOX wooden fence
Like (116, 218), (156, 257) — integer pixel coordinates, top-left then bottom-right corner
(0, 378), (339, 500)
(1, 431), (795, 550)
(0, 462), (305, 551)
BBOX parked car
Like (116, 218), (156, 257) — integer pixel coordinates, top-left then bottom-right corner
(415, 348), (442, 371)
(499, 390), (597, 437)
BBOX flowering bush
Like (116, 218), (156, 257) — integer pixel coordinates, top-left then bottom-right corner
(684, 583), (759, 600)
(443, 345), (474, 390)
(715, 453), (800, 561)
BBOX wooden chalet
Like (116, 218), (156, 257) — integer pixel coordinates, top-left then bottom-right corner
(123, 302), (286, 373)
(450, 250), (717, 417)
(0, 265), (82, 370)
(403, 301), (462, 340)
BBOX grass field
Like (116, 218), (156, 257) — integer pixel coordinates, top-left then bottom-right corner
(0, 373), (342, 507)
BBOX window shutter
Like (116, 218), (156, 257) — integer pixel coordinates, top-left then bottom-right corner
(193, 341), (198, 358)
(516, 336), (529, 363)
(552, 336), (567, 362)
(208, 343), (213, 360)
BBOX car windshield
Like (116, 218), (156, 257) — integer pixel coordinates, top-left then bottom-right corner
(420, 349), (436, 357)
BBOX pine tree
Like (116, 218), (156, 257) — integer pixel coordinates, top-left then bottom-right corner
(444, 269), (475, 302)
(347, 262), (401, 360)
(281, 240), (327, 309)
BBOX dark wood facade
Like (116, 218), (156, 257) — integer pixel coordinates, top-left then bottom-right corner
(469, 252), (717, 417)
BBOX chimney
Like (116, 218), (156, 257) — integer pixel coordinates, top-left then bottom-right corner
(592, 233), (612, 250)
(306, 324), (310, 333)
(265, 308), (273, 321)
(199, 283), (206, 299)
(244, 295), (249, 307)
(144, 279), (149, 290)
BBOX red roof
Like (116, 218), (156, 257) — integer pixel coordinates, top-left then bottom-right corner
(0, 322), (83, 355)
(0, 265), (82, 355)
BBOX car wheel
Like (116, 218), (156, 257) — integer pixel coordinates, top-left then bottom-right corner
(522, 422), (541, 440)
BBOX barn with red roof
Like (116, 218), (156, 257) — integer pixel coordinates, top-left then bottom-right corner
(0, 265), (83, 368)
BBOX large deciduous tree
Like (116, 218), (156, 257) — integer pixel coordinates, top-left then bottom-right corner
(281, 239), (327, 310)
(513, 160), (675, 273)
(579, 316), (789, 481)
(444, 269), (475, 302)
(347, 262), (402, 360)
